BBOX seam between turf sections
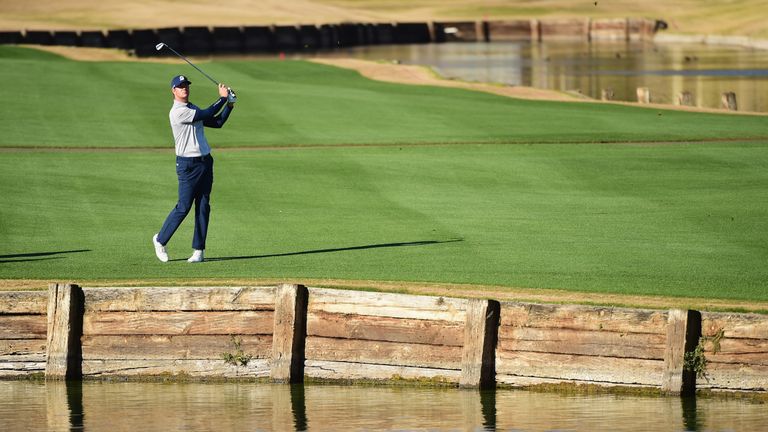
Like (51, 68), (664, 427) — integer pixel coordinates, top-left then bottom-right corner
(1, 137), (768, 152)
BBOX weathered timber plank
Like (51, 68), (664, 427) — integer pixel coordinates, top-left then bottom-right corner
(460, 299), (500, 388)
(0, 291), (48, 314)
(707, 352), (768, 366)
(496, 374), (654, 388)
(705, 337), (768, 365)
(83, 286), (276, 312)
(305, 336), (462, 369)
(500, 303), (668, 334)
(0, 314), (48, 339)
(81, 335), (273, 360)
(305, 359), (461, 382)
(496, 350), (664, 386)
(699, 363), (768, 391)
(271, 284), (308, 383)
(46, 283), (85, 379)
(0, 360), (46, 374)
(307, 287), (468, 322)
(662, 309), (699, 394)
(307, 311), (463, 346)
(0, 338), (46, 355)
(0, 353), (47, 362)
(701, 312), (768, 339)
(703, 338), (768, 366)
(82, 310), (274, 335)
(498, 328), (665, 360)
(81, 358), (271, 378)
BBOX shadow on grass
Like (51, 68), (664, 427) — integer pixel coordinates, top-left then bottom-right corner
(0, 249), (91, 264)
(188, 239), (464, 263)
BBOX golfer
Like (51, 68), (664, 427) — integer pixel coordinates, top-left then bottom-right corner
(152, 75), (236, 263)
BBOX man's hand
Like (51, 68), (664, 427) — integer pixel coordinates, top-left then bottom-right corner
(227, 88), (237, 105)
(218, 83), (229, 98)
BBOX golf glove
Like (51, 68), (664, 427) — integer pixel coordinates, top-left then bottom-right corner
(227, 88), (237, 104)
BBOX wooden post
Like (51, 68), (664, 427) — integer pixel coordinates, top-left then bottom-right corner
(636, 87), (651, 104)
(427, 22), (437, 43)
(460, 299), (500, 388)
(721, 92), (737, 111)
(45, 283), (84, 380)
(601, 88), (614, 101)
(271, 283), (309, 383)
(677, 91), (693, 106)
(477, 20), (489, 42)
(531, 19), (541, 42)
(662, 309), (701, 395)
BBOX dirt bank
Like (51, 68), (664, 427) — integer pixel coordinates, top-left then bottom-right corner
(2, 0), (767, 38)
(310, 57), (579, 102)
(310, 58), (768, 116)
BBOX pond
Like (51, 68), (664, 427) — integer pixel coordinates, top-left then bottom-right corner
(2, 381), (765, 431)
(323, 41), (768, 113)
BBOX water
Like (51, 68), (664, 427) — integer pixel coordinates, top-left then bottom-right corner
(323, 41), (768, 112)
(2, 381), (766, 431)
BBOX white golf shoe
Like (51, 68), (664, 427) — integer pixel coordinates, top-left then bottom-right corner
(187, 249), (205, 263)
(152, 234), (169, 262)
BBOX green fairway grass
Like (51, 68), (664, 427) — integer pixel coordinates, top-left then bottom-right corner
(2, 143), (767, 300)
(1, 46), (767, 149)
(1, 46), (767, 301)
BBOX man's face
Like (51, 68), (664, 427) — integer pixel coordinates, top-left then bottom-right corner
(172, 83), (190, 101)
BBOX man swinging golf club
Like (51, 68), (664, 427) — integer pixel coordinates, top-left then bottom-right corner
(152, 74), (236, 263)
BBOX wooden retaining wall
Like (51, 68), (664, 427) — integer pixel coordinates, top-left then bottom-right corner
(487, 20), (539, 42)
(0, 291), (48, 376)
(304, 288), (498, 386)
(1, 284), (766, 394)
(698, 312), (768, 391)
(539, 18), (590, 41)
(79, 286), (276, 379)
(590, 18), (631, 41)
(497, 303), (675, 388)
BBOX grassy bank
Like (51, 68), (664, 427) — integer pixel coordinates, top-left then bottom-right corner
(1, 46), (767, 301)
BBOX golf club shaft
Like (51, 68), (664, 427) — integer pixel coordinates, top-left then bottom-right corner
(163, 44), (219, 86)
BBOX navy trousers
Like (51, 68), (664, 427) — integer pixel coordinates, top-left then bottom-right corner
(157, 155), (213, 250)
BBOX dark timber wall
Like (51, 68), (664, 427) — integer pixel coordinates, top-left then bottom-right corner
(1, 18), (663, 56)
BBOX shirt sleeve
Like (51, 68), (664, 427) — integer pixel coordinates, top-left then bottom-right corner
(170, 104), (197, 124)
(203, 103), (234, 129)
(192, 97), (227, 123)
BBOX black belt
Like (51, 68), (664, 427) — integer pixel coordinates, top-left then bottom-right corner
(178, 154), (211, 162)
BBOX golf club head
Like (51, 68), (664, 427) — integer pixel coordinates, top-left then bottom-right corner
(155, 43), (166, 51)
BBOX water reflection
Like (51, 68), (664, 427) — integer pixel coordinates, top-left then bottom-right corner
(1, 380), (766, 431)
(291, 384), (308, 431)
(681, 396), (702, 432)
(480, 389), (496, 431)
(322, 42), (768, 112)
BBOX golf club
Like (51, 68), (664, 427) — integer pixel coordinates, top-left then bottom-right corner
(156, 42), (220, 86)
(156, 42), (236, 103)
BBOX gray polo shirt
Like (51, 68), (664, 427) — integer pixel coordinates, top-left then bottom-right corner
(169, 101), (211, 157)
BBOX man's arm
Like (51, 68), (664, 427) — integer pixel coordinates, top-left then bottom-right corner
(203, 103), (234, 128)
(192, 97), (227, 122)
(192, 83), (231, 122)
